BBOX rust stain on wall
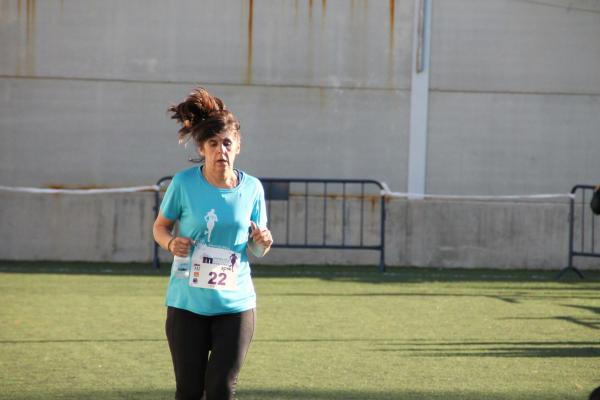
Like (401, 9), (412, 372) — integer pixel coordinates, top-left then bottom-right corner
(389, 0), (395, 37)
(17, 0), (36, 76)
(321, 0), (327, 17)
(46, 184), (109, 190)
(245, 0), (254, 84)
(388, 0), (396, 87)
(26, 0), (35, 56)
(16, 0), (22, 75)
(290, 193), (382, 204)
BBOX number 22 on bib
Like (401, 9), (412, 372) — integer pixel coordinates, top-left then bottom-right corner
(189, 244), (240, 290)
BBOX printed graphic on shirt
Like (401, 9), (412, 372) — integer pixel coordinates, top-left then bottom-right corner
(229, 253), (238, 270)
(204, 209), (218, 243)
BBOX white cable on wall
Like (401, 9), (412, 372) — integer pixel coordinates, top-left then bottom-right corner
(378, 182), (574, 200)
(0, 184), (574, 200)
(0, 185), (160, 194)
(384, 191), (574, 200)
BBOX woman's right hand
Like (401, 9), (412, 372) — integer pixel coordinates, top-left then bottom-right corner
(169, 237), (194, 257)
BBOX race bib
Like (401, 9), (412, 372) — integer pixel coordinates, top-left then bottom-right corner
(189, 244), (240, 290)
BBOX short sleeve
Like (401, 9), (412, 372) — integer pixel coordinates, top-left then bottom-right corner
(251, 182), (268, 228)
(159, 176), (182, 221)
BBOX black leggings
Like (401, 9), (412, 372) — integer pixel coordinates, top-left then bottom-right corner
(165, 306), (256, 400)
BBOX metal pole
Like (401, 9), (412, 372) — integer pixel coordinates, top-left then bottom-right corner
(153, 185), (160, 269)
(557, 186), (584, 279)
(379, 193), (386, 273)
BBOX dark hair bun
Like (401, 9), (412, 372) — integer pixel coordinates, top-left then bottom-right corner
(168, 87), (229, 143)
(167, 87), (240, 158)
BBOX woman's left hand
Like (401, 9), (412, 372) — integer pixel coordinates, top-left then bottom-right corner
(250, 221), (273, 249)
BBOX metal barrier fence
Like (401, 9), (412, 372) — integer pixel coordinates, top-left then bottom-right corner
(153, 176), (387, 271)
(557, 184), (600, 279)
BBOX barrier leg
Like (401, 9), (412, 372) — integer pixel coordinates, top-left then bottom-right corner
(557, 248), (584, 279)
(378, 250), (385, 273)
(556, 265), (584, 279)
(557, 192), (584, 279)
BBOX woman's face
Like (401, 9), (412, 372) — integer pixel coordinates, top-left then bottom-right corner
(198, 131), (241, 172)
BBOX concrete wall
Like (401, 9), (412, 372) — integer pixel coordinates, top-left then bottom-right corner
(427, 92), (600, 195)
(427, 0), (600, 195)
(0, 79), (409, 189)
(2, 0), (598, 193)
(0, 191), (155, 262)
(1, 190), (588, 270)
(0, 0), (413, 191)
(1, 0), (599, 268)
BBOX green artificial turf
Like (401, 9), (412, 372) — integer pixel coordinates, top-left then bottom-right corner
(0, 262), (598, 399)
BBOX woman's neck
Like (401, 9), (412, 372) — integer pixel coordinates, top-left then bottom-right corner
(202, 165), (238, 189)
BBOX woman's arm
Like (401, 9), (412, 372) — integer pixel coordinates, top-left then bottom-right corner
(153, 213), (193, 257)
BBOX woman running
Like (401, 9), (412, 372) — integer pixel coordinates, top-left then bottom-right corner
(153, 86), (273, 400)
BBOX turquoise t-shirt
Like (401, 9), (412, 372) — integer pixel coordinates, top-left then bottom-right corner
(160, 165), (267, 316)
